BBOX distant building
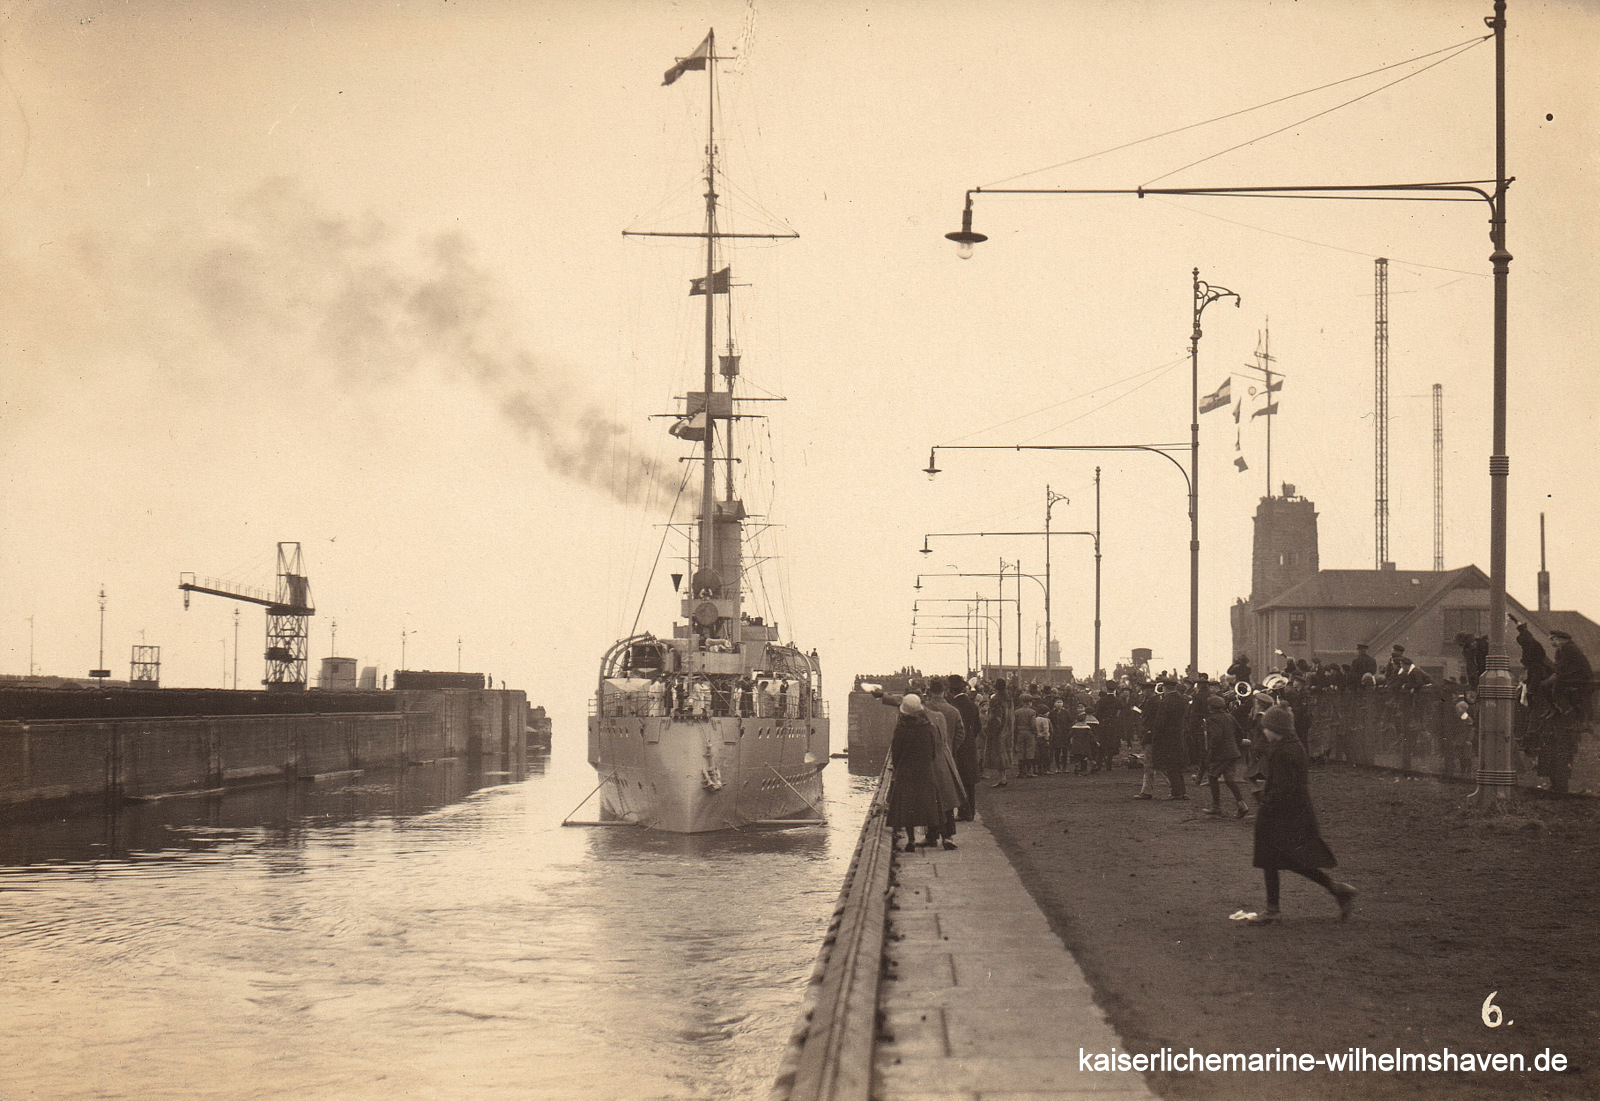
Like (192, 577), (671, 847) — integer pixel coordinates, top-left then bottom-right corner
(1230, 491), (1596, 681)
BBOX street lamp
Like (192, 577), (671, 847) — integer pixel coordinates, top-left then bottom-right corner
(941, 0), (1514, 806)
(915, 597), (1005, 665)
(914, 569), (1039, 671)
(1190, 270), (1241, 678)
(921, 527), (1095, 671)
(1045, 486), (1070, 667)
(932, 449), (1170, 679)
(944, 195), (988, 259)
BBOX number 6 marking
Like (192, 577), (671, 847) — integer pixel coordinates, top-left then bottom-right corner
(1482, 991), (1504, 1027)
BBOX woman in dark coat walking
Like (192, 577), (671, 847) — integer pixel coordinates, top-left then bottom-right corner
(1246, 705), (1356, 924)
(886, 695), (946, 852)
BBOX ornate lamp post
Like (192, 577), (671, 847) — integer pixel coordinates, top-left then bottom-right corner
(1190, 271), (1241, 676)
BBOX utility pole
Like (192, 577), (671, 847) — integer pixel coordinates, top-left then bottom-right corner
(89, 587), (111, 680)
(233, 609), (240, 689)
(1191, 269), (1240, 676)
(1044, 486), (1068, 666)
(26, 615), (35, 676)
(1093, 466), (1103, 682)
(1375, 258), (1391, 569)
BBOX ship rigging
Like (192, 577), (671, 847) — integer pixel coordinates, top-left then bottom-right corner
(577, 30), (829, 833)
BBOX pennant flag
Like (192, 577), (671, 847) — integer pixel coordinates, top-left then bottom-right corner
(663, 32), (713, 86)
(1248, 378), (1285, 397)
(1232, 398), (1242, 423)
(669, 411), (709, 441)
(1234, 455), (1250, 472)
(1199, 378), (1232, 414)
(689, 267), (731, 296)
(1251, 402), (1279, 420)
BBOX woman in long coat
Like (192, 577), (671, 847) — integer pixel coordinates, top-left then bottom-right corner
(983, 681), (1015, 786)
(886, 695), (944, 852)
(1247, 705), (1356, 923)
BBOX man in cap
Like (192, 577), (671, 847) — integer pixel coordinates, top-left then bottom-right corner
(1349, 643), (1378, 688)
(1383, 644), (1409, 684)
(1546, 630), (1594, 722)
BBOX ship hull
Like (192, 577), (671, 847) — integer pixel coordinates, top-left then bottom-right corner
(588, 714), (829, 833)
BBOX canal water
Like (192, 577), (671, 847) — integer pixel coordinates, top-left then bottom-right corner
(0, 747), (877, 1101)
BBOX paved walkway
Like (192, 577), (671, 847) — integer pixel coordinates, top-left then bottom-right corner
(875, 814), (1159, 1101)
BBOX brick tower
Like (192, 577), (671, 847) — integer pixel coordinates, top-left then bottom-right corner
(1251, 489), (1320, 605)
(1232, 488), (1320, 670)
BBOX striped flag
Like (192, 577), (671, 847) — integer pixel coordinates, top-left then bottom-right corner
(1199, 378), (1232, 414)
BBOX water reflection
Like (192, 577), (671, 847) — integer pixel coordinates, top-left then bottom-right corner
(0, 752), (876, 1101)
(0, 759), (523, 869)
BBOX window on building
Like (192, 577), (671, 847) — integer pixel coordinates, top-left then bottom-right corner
(1288, 613), (1307, 643)
(1443, 608), (1487, 648)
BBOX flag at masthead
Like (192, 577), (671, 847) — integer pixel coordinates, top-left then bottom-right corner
(663, 31), (713, 85)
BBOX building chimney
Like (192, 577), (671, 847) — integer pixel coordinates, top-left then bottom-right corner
(1538, 513), (1551, 612)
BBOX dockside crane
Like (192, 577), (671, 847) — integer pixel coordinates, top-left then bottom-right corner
(180, 542), (315, 691)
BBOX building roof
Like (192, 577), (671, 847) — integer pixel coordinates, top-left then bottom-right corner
(1254, 566), (1482, 613)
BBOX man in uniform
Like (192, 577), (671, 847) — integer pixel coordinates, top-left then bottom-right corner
(1350, 643), (1378, 687)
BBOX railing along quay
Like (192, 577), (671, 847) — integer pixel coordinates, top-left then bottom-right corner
(770, 765), (894, 1101)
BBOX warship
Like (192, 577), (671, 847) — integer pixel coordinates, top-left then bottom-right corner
(584, 31), (829, 833)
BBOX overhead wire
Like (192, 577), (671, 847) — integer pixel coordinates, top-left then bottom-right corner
(981, 33), (1491, 190)
(1017, 359), (1188, 443)
(1141, 36), (1491, 186)
(628, 460), (696, 641)
(1149, 196), (1488, 278)
(938, 354), (1187, 446)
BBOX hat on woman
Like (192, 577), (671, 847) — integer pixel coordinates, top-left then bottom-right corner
(1261, 705), (1296, 736)
(899, 694), (924, 715)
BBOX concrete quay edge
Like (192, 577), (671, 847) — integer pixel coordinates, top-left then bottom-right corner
(875, 814), (1159, 1101)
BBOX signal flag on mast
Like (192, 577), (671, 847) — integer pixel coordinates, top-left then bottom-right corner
(689, 267), (731, 296)
(663, 32), (713, 85)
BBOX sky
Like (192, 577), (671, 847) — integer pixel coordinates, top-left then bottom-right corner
(0, 0), (1595, 745)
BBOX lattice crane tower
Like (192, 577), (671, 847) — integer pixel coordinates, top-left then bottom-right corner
(179, 542), (315, 691)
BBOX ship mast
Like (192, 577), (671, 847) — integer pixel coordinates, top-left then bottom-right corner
(625, 30), (798, 621)
(697, 28), (719, 582)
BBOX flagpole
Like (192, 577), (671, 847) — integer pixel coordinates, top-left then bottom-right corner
(1264, 327), (1273, 497)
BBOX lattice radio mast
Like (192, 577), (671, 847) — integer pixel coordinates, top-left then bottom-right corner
(1374, 258), (1391, 569)
(1432, 383), (1444, 571)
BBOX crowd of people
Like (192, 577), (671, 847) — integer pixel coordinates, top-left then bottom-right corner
(879, 629), (1595, 923)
